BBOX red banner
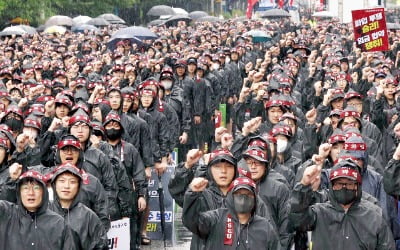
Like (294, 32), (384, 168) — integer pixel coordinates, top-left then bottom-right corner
(352, 8), (389, 52)
(246, 0), (258, 19)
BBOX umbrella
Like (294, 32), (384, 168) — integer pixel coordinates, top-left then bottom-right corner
(196, 16), (221, 22)
(72, 24), (99, 33)
(189, 11), (208, 20)
(164, 15), (192, 26)
(107, 36), (143, 51)
(15, 25), (37, 35)
(86, 17), (110, 26)
(44, 25), (67, 34)
(112, 26), (158, 40)
(2, 26), (27, 36)
(73, 15), (92, 25)
(157, 175), (167, 249)
(45, 15), (73, 27)
(148, 19), (166, 27)
(387, 23), (400, 30)
(147, 5), (175, 16)
(244, 30), (272, 43)
(172, 7), (188, 15)
(260, 9), (291, 18)
(97, 13), (126, 24)
(312, 11), (336, 18)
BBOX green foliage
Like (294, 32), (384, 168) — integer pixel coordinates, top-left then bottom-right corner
(0, 0), (137, 27)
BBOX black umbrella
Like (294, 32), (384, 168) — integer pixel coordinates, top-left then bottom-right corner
(107, 36), (143, 51)
(196, 16), (221, 23)
(158, 175), (167, 249)
(97, 13), (126, 24)
(147, 5), (175, 16)
(86, 17), (110, 27)
(148, 19), (166, 27)
(189, 11), (208, 20)
(260, 9), (291, 18)
(72, 24), (99, 33)
(164, 15), (192, 26)
(112, 26), (158, 40)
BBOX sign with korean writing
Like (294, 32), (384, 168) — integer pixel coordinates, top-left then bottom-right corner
(352, 8), (389, 52)
(146, 165), (175, 242)
(107, 218), (130, 250)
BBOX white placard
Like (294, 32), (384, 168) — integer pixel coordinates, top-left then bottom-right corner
(107, 218), (130, 250)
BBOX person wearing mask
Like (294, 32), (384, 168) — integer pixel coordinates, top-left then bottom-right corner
(290, 160), (395, 249)
(186, 176), (280, 249)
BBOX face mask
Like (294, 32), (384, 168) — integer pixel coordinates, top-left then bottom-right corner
(333, 188), (357, 205)
(161, 80), (173, 90)
(276, 139), (288, 153)
(5, 118), (23, 133)
(233, 194), (255, 214)
(105, 128), (122, 140)
(212, 64), (220, 70)
(225, 57), (231, 63)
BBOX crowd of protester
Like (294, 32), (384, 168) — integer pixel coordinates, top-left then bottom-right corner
(0, 11), (399, 250)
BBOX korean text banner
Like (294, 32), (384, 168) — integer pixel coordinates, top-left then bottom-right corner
(352, 8), (389, 52)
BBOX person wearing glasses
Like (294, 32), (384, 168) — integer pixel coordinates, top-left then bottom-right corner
(0, 170), (79, 249)
(290, 160), (395, 250)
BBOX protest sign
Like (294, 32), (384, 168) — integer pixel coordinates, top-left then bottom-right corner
(352, 8), (389, 52)
(107, 218), (130, 250)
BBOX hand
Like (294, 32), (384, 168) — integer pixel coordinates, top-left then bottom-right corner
(49, 117), (62, 132)
(311, 154), (324, 166)
(242, 116), (262, 136)
(227, 97), (234, 104)
(318, 143), (332, 159)
(18, 98), (28, 108)
(185, 149), (203, 169)
(9, 163), (23, 180)
(189, 177), (208, 192)
(61, 116), (70, 128)
(239, 87), (251, 103)
(376, 81), (385, 100)
(245, 62), (253, 72)
(300, 165), (322, 187)
(144, 167), (152, 179)
(322, 89), (334, 106)
(194, 116), (201, 124)
(221, 133), (233, 149)
(393, 140), (400, 160)
(45, 100), (55, 117)
(323, 117), (331, 126)
(16, 133), (30, 152)
(305, 108), (317, 125)
(203, 153), (211, 165)
(215, 127), (228, 142)
(351, 72), (358, 83)
(179, 132), (188, 144)
(138, 197), (146, 212)
(90, 135), (100, 148)
(314, 81), (322, 96)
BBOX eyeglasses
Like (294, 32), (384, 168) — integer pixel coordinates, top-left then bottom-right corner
(347, 102), (363, 107)
(332, 181), (357, 190)
(245, 159), (264, 168)
(21, 183), (42, 193)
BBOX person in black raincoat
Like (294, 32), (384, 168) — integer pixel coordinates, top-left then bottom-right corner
(0, 170), (79, 249)
(49, 163), (108, 250)
(41, 110), (119, 219)
(290, 160), (395, 250)
(103, 110), (147, 250)
(187, 176), (280, 250)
